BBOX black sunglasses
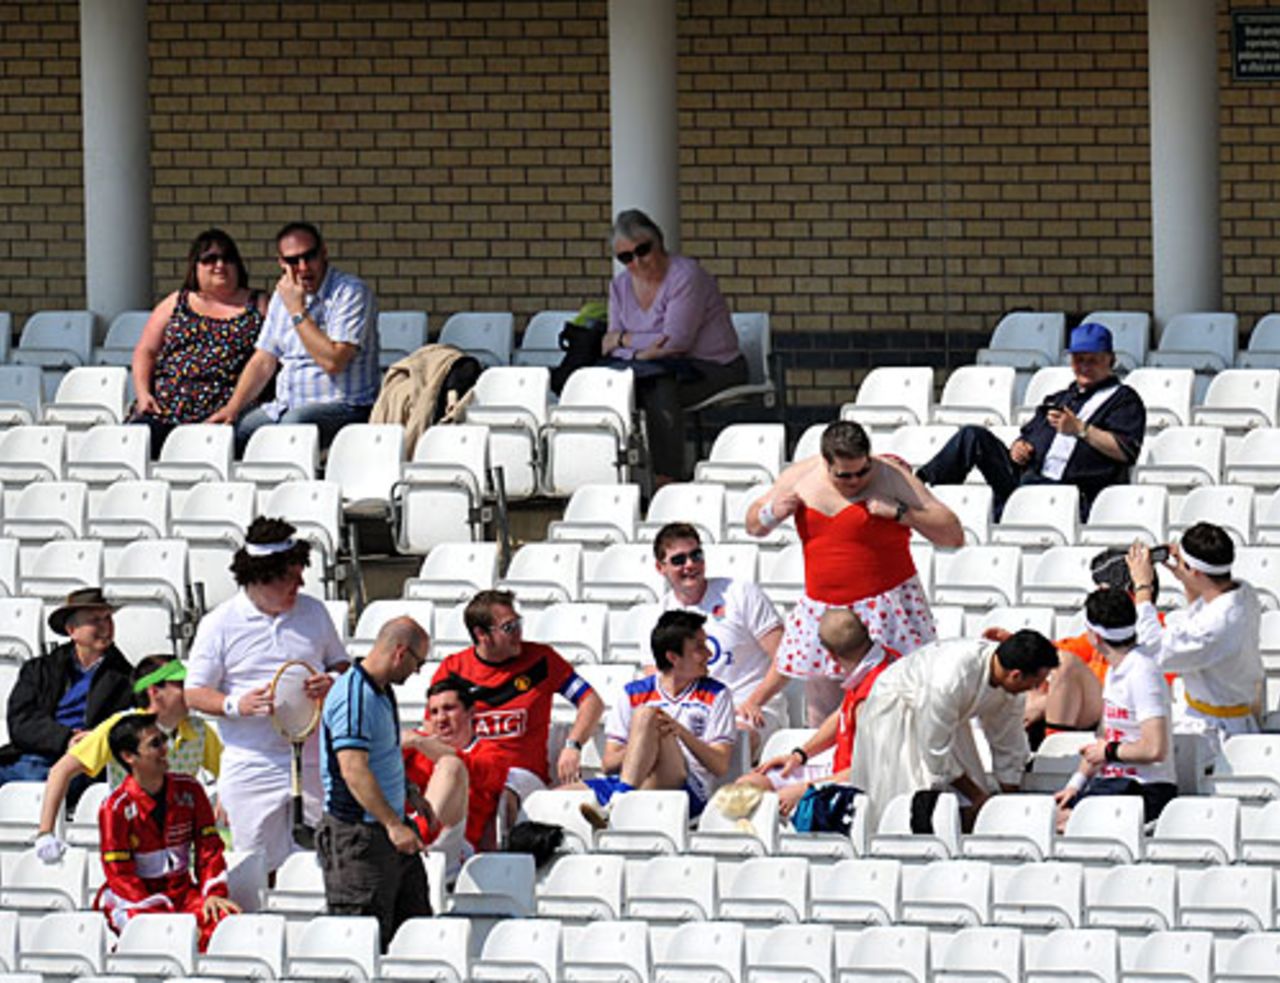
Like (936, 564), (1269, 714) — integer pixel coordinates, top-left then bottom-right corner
(665, 548), (705, 567)
(198, 252), (231, 267)
(615, 241), (654, 265)
(281, 245), (321, 267)
(830, 463), (873, 480)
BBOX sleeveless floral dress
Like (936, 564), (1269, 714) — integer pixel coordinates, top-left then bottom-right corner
(150, 290), (262, 423)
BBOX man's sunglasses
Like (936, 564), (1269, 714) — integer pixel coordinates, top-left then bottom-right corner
(615, 241), (654, 265)
(665, 548), (705, 567)
(281, 246), (321, 267)
(490, 617), (522, 636)
(830, 463), (873, 480)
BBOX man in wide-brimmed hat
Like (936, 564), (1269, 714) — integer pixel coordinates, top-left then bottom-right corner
(0, 588), (133, 788)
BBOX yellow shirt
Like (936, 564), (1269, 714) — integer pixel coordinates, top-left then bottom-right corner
(70, 709), (222, 787)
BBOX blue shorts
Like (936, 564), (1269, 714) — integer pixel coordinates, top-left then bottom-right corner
(584, 775), (708, 818)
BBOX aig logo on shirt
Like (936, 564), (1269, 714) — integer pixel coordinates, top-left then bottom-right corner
(474, 709), (527, 739)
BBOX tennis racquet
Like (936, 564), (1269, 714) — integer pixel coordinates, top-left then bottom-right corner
(268, 659), (322, 850)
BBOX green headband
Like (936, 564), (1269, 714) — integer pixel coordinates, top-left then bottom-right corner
(132, 660), (187, 694)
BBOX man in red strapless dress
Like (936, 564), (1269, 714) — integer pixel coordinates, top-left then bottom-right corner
(747, 421), (964, 723)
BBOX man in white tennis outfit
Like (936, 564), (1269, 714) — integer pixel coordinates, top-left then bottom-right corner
(185, 517), (349, 873)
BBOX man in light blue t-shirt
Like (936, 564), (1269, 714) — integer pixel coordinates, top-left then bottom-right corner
(319, 616), (431, 950)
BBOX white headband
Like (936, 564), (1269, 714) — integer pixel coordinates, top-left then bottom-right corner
(1181, 550), (1232, 576)
(243, 538), (298, 557)
(1085, 618), (1137, 643)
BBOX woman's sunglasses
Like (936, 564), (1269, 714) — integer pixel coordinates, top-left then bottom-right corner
(616, 241), (654, 265)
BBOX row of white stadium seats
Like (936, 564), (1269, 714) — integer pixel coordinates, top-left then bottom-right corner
(3, 906), (1275, 983)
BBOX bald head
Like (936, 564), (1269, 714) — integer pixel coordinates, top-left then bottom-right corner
(818, 608), (871, 664)
(366, 616), (431, 684)
(376, 616), (429, 652)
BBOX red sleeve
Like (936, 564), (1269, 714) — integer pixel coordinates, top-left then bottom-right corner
(430, 657), (452, 687)
(544, 646), (576, 689)
(403, 742), (435, 790)
(190, 782), (229, 899)
(99, 800), (167, 906)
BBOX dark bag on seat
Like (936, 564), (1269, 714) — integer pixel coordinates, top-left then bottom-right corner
(551, 318), (606, 395)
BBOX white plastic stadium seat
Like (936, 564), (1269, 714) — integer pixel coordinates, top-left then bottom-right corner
(1132, 425), (1223, 494)
(595, 789), (689, 855)
(1019, 545), (1103, 611)
(347, 599), (435, 659)
(284, 914), (380, 982)
(1054, 794), (1144, 865)
(324, 422), (405, 517)
(687, 310), (777, 418)
(93, 309), (149, 367)
(104, 913), (198, 978)
(497, 543), (583, 608)
(746, 923), (834, 983)
(543, 366), (636, 495)
(18, 911), (107, 978)
(0, 365), (44, 425)
(438, 311), (514, 368)
(879, 424), (959, 470)
(717, 856), (809, 925)
(932, 545), (1021, 610)
(1024, 928), (1119, 983)
(562, 918), (650, 982)
(395, 422), (490, 554)
(66, 424), (149, 495)
(11, 311), (96, 400)
(581, 543), (666, 608)
(536, 853), (625, 921)
(103, 538), (189, 621)
(652, 920), (743, 983)
(976, 311), (1065, 370)
(1079, 484), (1168, 547)
(471, 918), (564, 982)
(961, 792), (1056, 862)
(637, 482), (726, 543)
(1177, 866), (1272, 935)
(19, 539), (103, 603)
(234, 423), (319, 508)
(403, 541), (499, 604)
(809, 857), (901, 927)
(841, 367), (934, 432)
(1124, 930), (1214, 983)
(930, 484), (993, 544)
(197, 912), (287, 980)
(42, 366), (128, 427)
(514, 309), (576, 368)
(688, 789), (779, 858)
(1144, 795), (1239, 866)
(0, 845), (87, 912)
(990, 860), (1083, 931)
(693, 422), (785, 490)
(527, 602), (607, 664)
(464, 366), (549, 500)
(1168, 484), (1253, 546)
(448, 852), (536, 918)
(966, 605), (1055, 639)
(1124, 367), (1195, 431)
(0, 425), (66, 497)
(1237, 312), (1280, 368)
(376, 310), (428, 369)
(933, 926), (1022, 983)
(932, 365), (1016, 427)
(1225, 428), (1280, 494)
(151, 424), (234, 500)
(380, 915), (470, 982)
(3, 481), (86, 565)
(519, 788), (599, 854)
(1147, 311), (1238, 373)
(990, 485), (1080, 549)
(547, 483), (641, 577)
(868, 792), (962, 863)
(0, 598), (43, 664)
(1191, 368), (1280, 435)
(1217, 932), (1280, 981)
(899, 859), (992, 929)
(834, 925), (929, 983)
(1085, 863), (1177, 931)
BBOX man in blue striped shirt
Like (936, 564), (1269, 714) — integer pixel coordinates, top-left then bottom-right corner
(209, 221), (380, 450)
(319, 616), (432, 950)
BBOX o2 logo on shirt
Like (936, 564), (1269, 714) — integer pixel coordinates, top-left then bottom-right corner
(705, 635), (732, 668)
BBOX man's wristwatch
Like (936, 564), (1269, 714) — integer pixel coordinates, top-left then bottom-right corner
(290, 310), (308, 328)
(565, 739), (584, 752)
(894, 501), (908, 523)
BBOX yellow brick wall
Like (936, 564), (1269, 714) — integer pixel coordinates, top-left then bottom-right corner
(3, 1), (1280, 410)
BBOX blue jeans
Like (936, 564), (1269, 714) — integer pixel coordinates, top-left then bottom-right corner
(0, 752), (54, 785)
(235, 402), (372, 455)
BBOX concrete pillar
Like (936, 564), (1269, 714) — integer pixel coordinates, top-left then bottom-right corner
(1148, 0), (1221, 335)
(80, 0), (153, 322)
(608, 0), (680, 253)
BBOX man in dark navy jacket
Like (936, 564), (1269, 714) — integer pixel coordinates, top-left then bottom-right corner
(918, 322), (1146, 520)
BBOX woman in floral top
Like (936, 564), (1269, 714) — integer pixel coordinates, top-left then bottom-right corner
(130, 229), (267, 454)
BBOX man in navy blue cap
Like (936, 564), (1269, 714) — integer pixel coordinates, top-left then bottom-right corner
(918, 322), (1146, 520)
